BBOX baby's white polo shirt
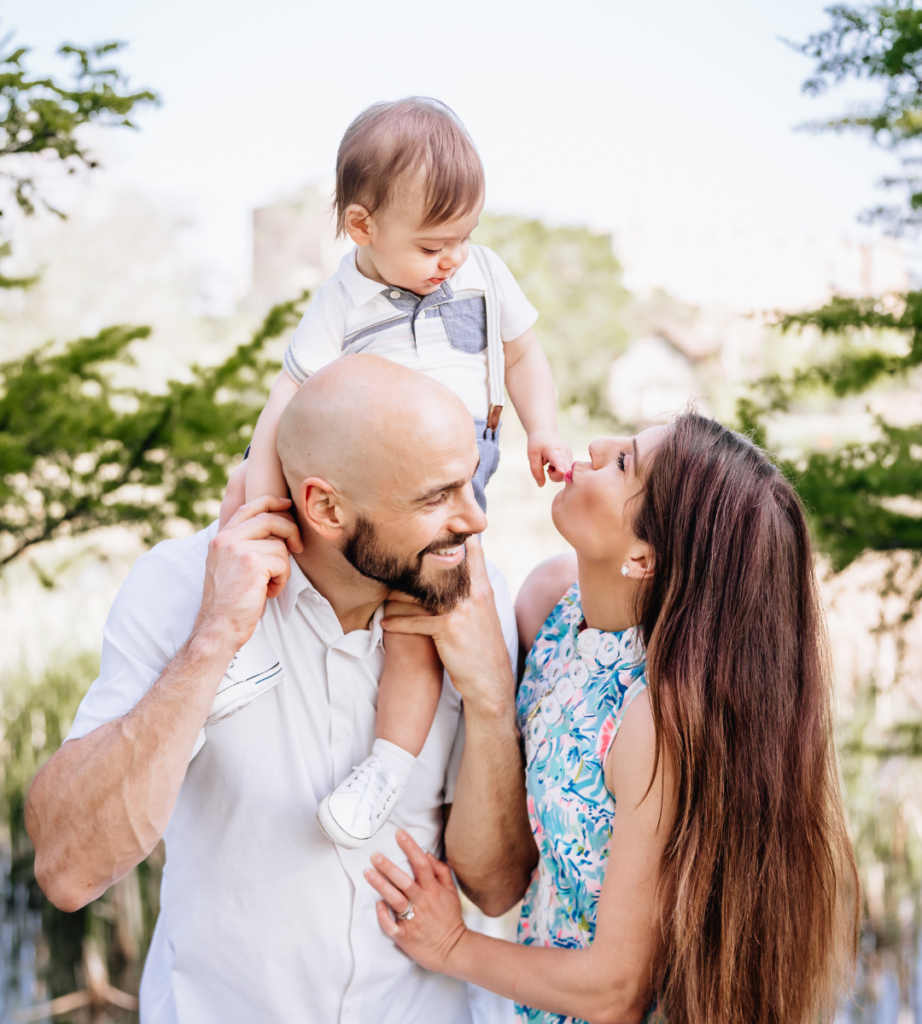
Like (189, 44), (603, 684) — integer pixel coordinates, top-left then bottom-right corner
(66, 522), (518, 1024)
(283, 246), (538, 421)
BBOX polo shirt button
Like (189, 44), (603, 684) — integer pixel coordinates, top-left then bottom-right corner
(389, 290), (400, 299)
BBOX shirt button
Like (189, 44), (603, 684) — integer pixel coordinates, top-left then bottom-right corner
(389, 290), (400, 299)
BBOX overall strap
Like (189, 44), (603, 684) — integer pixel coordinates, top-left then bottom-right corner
(471, 244), (504, 431)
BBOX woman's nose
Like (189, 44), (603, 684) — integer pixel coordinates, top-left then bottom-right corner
(587, 440), (609, 469)
(588, 437), (628, 469)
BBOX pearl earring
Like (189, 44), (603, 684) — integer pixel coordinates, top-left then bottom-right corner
(621, 564), (630, 577)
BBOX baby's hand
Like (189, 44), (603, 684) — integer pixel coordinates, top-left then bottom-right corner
(527, 430), (574, 487)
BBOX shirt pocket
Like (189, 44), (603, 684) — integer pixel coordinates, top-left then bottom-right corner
(440, 296), (487, 354)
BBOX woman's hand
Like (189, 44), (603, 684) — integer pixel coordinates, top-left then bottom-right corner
(364, 830), (469, 975)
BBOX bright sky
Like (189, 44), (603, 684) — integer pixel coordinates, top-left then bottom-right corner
(6, 0), (900, 298)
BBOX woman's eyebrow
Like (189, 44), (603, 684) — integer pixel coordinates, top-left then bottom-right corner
(632, 437), (639, 472)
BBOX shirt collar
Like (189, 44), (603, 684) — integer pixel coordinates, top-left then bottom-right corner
(275, 555), (385, 653)
(338, 248), (390, 307)
(337, 248), (455, 309)
(276, 555), (315, 621)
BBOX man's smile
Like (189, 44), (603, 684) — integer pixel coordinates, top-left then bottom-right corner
(424, 543), (465, 567)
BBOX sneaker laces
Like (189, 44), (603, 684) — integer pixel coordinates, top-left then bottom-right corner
(349, 757), (397, 823)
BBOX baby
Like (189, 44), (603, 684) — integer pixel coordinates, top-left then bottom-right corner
(214, 97), (572, 848)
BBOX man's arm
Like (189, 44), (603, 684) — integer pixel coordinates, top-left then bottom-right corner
(382, 537), (537, 916)
(25, 498), (300, 912)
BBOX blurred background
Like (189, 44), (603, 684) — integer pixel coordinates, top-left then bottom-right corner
(1, 0), (921, 1020)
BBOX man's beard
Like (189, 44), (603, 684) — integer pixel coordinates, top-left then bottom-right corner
(341, 516), (472, 614)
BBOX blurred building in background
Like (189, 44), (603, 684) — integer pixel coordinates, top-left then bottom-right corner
(248, 182), (350, 316)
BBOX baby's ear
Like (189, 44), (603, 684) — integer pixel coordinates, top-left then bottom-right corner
(344, 205), (373, 246)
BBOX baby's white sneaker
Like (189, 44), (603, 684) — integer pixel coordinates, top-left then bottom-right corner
(206, 619), (283, 726)
(316, 739), (416, 849)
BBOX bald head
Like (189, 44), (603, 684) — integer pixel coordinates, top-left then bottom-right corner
(277, 354), (474, 506)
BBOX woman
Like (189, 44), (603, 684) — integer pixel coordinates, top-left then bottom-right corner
(365, 413), (860, 1024)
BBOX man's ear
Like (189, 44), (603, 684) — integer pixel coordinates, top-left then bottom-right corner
(297, 477), (347, 540)
(343, 205), (373, 247)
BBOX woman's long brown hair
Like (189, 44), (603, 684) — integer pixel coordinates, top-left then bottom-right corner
(632, 413), (860, 1024)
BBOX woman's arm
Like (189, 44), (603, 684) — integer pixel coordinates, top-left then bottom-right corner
(365, 691), (675, 1024)
(515, 554), (579, 656)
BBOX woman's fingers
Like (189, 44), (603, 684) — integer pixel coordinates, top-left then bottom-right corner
(395, 830), (436, 887)
(369, 851), (420, 897)
(427, 853), (457, 891)
(364, 867), (413, 914)
(375, 900), (401, 939)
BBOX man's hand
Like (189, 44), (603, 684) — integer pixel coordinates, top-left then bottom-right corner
(527, 429), (573, 486)
(381, 536), (512, 714)
(196, 495), (303, 653)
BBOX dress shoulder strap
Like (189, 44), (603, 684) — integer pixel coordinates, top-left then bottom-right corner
(597, 671), (648, 767)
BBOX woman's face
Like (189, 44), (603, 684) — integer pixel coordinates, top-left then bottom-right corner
(552, 425), (668, 564)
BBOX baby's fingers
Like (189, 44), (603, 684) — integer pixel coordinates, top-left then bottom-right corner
(528, 448), (547, 487)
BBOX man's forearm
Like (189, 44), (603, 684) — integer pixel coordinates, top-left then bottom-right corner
(25, 630), (234, 912)
(445, 694), (538, 917)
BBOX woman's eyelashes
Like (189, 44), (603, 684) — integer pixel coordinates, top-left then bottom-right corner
(617, 450), (627, 472)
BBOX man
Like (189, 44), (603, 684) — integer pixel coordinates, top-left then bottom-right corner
(25, 355), (537, 1024)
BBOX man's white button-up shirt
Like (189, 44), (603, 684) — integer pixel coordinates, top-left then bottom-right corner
(66, 523), (518, 1024)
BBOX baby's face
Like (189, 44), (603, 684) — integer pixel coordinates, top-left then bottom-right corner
(354, 190), (484, 296)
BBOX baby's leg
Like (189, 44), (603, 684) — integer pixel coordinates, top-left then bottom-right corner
(376, 630), (444, 756)
(219, 460), (248, 528)
(316, 628), (443, 848)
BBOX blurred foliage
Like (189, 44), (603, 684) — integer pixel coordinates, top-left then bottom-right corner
(1, 653), (162, 1008)
(0, 39), (157, 288)
(0, 653), (98, 878)
(736, 292), (922, 571)
(738, 5), (922, 573)
(473, 213), (631, 418)
(0, 296), (305, 570)
(839, 679), (922, 959)
(793, 1), (922, 232)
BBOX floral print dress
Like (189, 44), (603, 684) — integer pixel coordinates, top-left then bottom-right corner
(514, 583), (648, 1024)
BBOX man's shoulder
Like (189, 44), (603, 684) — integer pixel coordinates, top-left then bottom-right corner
(127, 522), (217, 595)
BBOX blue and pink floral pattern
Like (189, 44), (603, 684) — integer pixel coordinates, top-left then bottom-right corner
(514, 583), (648, 1024)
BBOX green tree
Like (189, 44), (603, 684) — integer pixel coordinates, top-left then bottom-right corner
(473, 214), (631, 419)
(0, 39), (156, 287)
(0, 298), (304, 568)
(0, 38), (301, 572)
(739, 2), (922, 571)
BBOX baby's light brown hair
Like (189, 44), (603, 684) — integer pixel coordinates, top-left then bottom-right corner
(334, 97), (484, 238)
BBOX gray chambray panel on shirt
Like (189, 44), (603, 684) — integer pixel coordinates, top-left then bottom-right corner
(342, 281), (487, 356)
